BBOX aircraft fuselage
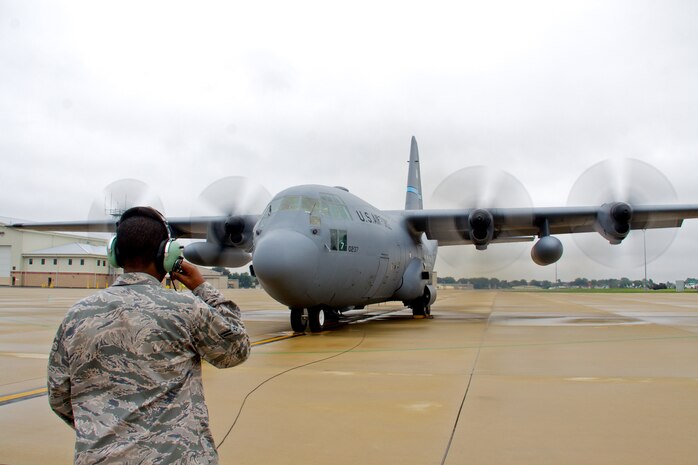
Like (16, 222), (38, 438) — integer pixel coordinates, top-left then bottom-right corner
(251, 185), (437, 312)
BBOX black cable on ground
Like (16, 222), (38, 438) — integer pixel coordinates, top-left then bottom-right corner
(216, 331), (367, 450)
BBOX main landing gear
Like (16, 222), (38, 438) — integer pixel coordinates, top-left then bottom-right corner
(290, 307), (341, 333)
(408, 286), (434, 318)
(410, 300), (432, 318)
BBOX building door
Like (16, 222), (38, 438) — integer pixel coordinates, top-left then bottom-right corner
(0, 246), (10, 279)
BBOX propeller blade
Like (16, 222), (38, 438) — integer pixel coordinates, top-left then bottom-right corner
(194, 176), (271, 217)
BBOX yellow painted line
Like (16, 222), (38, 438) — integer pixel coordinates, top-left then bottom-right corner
(1, 333), (301, 407)
(0, 387), (47, 406)
(0, 352), (49, 359)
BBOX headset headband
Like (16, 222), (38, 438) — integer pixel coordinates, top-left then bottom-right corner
(117, 206), (171, 238)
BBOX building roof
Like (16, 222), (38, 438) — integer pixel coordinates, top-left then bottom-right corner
(0, 215), (29, 225)
(25, 243), (107, 257)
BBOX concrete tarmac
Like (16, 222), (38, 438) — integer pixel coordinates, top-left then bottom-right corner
(1, 287), (697, 464)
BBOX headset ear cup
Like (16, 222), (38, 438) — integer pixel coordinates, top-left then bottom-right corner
(162, 240), (183, 273)
(107, 236), (120, 268)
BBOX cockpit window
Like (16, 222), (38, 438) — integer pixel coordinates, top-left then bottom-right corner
(320, 193), (351, 220)
(269, 195), (318, 214)
(264, 193), (350, 220)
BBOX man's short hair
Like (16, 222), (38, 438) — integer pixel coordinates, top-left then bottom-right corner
(115, 207), (169, 266)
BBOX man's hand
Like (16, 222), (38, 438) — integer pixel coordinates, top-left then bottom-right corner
(170, 260), (206, 291)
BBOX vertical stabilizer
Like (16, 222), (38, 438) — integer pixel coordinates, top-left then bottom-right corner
(405, 136), (423, 210)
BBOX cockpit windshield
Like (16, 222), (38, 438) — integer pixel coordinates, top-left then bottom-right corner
(319, 193), (351, 220)
(269, 195), (318, 213)
(264, 192), (352, 220)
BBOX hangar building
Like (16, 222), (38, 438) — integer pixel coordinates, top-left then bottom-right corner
(1, 218), (229, 290)
(0, 218), (112, 288)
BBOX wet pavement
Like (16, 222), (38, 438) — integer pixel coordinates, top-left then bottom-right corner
(1, 288), (697, 464)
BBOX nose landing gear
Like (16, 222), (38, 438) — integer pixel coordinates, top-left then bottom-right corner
(290, 308), (308, 333)
(307, 308), (326, 333)
(290, 307), (340, 333)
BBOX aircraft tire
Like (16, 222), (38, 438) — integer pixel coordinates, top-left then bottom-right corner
(290, 308), (307, 333)
(308, 308), (326, 333)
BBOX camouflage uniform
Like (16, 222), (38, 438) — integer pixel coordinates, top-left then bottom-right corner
(48, 272), (250, 465)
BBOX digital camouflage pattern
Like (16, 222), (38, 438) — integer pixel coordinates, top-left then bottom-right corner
(48, 272), (250, 465)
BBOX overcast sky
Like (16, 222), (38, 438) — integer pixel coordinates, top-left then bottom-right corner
(2, 0), (698, 281)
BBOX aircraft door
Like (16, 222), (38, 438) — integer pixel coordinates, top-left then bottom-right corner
(364, 254), (389, 299)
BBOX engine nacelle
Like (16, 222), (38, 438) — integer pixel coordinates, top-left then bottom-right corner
(208, 215), (256, 250)
(531, 235), (563, 266)
(224, 217), (247, 245)
(183, 241), (252, 267)
(468, 209), (494, 250)
(595, 202), (633, 244)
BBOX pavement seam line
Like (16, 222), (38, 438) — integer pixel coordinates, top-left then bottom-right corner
(440, 294), (496, 465)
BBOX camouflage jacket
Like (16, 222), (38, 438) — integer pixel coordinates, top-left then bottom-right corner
(47, 272), (250, 465)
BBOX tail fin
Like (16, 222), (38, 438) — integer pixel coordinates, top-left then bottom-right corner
(405, 136), (423, 210)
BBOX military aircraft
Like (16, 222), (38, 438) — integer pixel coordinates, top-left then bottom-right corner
(13, 137), (698, 332)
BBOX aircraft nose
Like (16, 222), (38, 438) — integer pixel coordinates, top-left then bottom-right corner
(252, 229), (320, 307)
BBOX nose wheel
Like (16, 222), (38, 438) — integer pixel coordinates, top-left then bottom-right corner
(308, 308), (326, 333)
(290, 308), (308, 333)
(290, 308), (328, 333)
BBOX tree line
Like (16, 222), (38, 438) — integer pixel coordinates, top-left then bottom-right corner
(208, 266), (693, 291)
(211, 267), (258, 288)
(436, 276), (695, 290)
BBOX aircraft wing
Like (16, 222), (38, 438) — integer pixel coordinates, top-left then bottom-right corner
(10, 216), (256, 240)
(10, 219), (119, 234)
(11, 214), (262, 268)
(400, 204), (698, 247)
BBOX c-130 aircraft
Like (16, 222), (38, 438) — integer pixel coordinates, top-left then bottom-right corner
(14, 137), (698, 332)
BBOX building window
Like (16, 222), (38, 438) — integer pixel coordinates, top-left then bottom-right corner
(96, 259), (100, 266)
(80, 259), (85, 266)
(29, 258), (33, 265)
(53, 259), (58, 265)
(68, 259), (73, 265)
(41, 259), (45, 265)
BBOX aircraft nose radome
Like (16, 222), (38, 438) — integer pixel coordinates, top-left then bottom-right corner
(252, 229), (320, 307)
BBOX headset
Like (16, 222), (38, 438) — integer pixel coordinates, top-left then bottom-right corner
(107, 206), (183, 274)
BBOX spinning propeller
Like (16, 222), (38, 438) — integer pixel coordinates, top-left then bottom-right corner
(88, 178), (165, 232)
(88, 177), (271, 269)
(184, 176), (271, 267)
(567, 158), (679, 269)
(430, 166), (533, 273)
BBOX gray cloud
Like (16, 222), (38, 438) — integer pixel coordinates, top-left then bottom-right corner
(2, 0), (698, 281)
